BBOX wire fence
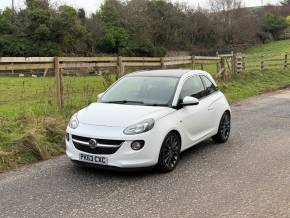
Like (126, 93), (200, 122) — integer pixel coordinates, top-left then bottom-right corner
(0, 75), (108, 118)
(2, 52), (288, 118)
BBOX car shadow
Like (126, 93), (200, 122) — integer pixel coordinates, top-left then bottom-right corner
(68, 138), (223, 179)
(179, 139), (220, 161)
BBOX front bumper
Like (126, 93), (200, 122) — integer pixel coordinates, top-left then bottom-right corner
(66, 123), (163, 169)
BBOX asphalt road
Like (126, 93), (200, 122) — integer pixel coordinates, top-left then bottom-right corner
(1, 88), (290, 218)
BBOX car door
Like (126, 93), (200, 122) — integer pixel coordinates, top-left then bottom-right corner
(200, 75), (221, 133)
(176, 75), (211, 149)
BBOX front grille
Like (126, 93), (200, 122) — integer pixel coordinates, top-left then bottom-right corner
(72, 135), (124, 155)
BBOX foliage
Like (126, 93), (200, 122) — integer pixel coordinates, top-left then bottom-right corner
(0, 0), (92, 56)
(286, 16), (290, 24)
(0, 0), (290, 56)
(261, 13), (289, 39)
(257, 31), (273, 44)
(99, 26), (129, 54)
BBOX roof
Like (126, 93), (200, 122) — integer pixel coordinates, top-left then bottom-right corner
(127, 69), (192, 78)
(126, 69), (217, 86)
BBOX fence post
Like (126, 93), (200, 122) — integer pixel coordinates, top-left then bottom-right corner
(161, 57), (166, 69)
(54, 57), (64, 109)
(284, 52), (288, 69)
(216, 52), (220, 74)
(11, 62), (14, 75)
(260, 54), (264, 71)
(192, 56), (195, 70)
(117, 56), (124, 78)
(242, 55), (246, 71)
(231, 51), (236, 75)
(221, 57), (226, 80)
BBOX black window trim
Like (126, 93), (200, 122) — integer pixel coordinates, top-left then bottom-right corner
(200, 75), (219, 98)
(178, 75), (207, 101)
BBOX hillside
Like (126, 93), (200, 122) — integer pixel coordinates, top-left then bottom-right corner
(245, 39), (290, 54)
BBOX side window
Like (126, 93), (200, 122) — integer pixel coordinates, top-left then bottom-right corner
(201, 76), (217, 95)
(179, 76), (205, 100)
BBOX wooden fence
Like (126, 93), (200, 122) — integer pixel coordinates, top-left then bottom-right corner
(0, 55), (225, 108)
(278, 31), (290, 40)
(1, 52), (288, 109)
(235, 52), (289, 72)
(0, 56), (222, 76)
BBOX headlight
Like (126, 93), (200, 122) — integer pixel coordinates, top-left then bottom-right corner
(123, 119), (155, 135)
(69, 114), (79, 129)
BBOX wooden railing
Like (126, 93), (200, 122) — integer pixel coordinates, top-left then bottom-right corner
(278, 32), (290, 40)
(0, 56), (221, 75)
(0, 54), (237, 109)
(9, 53), (290, 109)
(236, 52), (289, 72)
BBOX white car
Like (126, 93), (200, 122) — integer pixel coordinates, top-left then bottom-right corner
(66, 69), (231, 172)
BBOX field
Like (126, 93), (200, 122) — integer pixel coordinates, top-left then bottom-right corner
(0, 76), (109, 171)
(0, 76), (107, 116)
(1, 40), (290, 172)
(245, 39), (290, 54)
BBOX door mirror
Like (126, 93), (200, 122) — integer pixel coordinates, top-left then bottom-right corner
(182, 96), (199, 106)
(97, 92), (104, 101)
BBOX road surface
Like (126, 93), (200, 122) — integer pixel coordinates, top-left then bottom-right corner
(1, 88), (290, 218)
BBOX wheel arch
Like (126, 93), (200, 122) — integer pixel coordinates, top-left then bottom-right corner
(224, 109), (231, 117)
(168, 129), (182, 145)
(157, 129), (182, 155)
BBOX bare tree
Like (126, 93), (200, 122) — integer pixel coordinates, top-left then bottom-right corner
(209, 0), (259, 46)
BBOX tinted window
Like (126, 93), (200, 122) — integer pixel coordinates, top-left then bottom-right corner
(179, 76), (205, 100)
(101, 76), (179, 106)
(201, 76), (217, 95)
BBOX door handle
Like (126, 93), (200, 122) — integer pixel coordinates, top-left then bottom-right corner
(208, 107), (214, 111)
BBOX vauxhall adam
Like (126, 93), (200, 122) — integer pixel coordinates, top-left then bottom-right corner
(66, 69), (231, 172)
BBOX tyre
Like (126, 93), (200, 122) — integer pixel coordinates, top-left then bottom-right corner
(156, 132), (181, 173)
(212, 111), (231, 143)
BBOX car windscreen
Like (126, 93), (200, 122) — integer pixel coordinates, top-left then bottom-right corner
(101, 76), (179, 106)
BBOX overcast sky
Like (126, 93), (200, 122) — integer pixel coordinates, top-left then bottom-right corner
(0, 0), (281, 14)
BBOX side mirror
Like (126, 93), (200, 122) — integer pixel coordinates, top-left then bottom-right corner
(97, 92), (104, 101)
(182, 96), (199, 106)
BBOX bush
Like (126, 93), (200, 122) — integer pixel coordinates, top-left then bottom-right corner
(98, 26), (129, 54)
(257, 31), (273, 44)
(0, 35), (62, 56)
(119, 41), (167, 57)
(262, 13), (289, 39)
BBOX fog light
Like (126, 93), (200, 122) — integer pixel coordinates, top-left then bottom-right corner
(131, 140), (145, 151)
(66, 133), (70, 141)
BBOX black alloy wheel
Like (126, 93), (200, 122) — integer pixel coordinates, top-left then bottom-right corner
(157, 132), (181, 172)
(212, 112), (231, 143)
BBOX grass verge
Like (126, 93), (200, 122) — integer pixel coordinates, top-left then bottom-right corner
(219, 69), (290, 103)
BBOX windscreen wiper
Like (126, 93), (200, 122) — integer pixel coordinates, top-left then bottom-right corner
(103, 100), (145, 105)
(145, 103), (169, 107)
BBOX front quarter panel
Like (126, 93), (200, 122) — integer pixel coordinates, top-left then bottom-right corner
(212, 91), (231, 132)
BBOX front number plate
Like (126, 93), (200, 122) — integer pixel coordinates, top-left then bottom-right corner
(79, 153), (108, 165)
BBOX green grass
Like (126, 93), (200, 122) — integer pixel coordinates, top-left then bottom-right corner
(219, 69), (290, 103)
(0, 76), (108, 117)
(0, 75), (112, 172)
(2, 40), (290, 172)
(244, 39), (290, 54)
